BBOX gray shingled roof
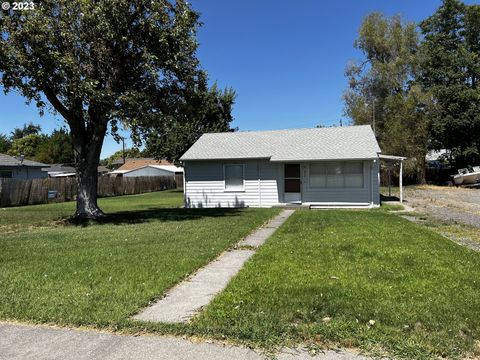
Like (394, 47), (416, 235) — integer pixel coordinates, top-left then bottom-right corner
(42, 164), (76, 172)
(180, 125), (381, 161)
(0, 153), (47, 167)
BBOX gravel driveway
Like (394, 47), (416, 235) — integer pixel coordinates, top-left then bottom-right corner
(404, 186), (480, 228)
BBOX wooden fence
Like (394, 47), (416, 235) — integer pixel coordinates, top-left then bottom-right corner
(0, 176), (177, 207)
(175, 173), (184, 190)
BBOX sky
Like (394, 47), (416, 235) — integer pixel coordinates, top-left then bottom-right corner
(0, 0), (478, 158)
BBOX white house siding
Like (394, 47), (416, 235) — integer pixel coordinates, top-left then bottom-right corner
(184, 159), (380, 208)
(123, 167), (174, 177)
(300, 160), (378, 206)
(184, 160), (280, 208)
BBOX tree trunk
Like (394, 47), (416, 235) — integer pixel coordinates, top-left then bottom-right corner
(71, 117), (107, 220)
(75, 153), (104, 219)
(416, 154), (427, 185)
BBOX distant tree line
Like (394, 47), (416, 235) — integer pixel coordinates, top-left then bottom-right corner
(344, 0), (480, 183)
(0, 122), (74, 164)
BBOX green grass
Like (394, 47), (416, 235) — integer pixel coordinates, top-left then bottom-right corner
(193, 210), (480, 359)
(380, 203), (405, 211)
(3, 193), (479, 358)
(0, 190), (183, 232)
(0, 190), (279, 328)
(411, 214), (480, 245)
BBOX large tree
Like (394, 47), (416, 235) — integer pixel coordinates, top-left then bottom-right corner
(7, 133), (47, 159)
(36, 128), (74, 164)
(0, 0), (207, 219)
(344, 13), (431, 183)
(143, 83), (236, 162)
(419, 0), (480, 167)
(4, 125), (74, 164)
(0, 133), (11, 153)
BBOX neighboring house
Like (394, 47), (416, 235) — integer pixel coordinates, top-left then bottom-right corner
(43, 164), (76, 178)
(0, 153), (48, 180)
(97, 165), (110, 176)
(426, 149), (450, 169)
(43, 164), (110, 178)
(109, 158), (183, 178)
(180, 126), (385, 208)
(109, 157), (129, 170)
(108, 157), (164, 170)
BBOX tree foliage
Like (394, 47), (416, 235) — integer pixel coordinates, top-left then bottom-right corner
(8, 134), (46, 159)
(0, 0), (215, 218)
(10, 122), (42, 140)
(419, 0), (480, 167)
(344, 13), (430, 183)
(0, 133), (12, 153)
(5, 125), (74, 164)
(143, 83), (236, 162)
(346, 1), (480, 182)
(103, 147), (144, 169)
(36, 128), (74, 164)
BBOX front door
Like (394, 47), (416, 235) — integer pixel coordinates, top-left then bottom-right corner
(284, 164), (302, 203)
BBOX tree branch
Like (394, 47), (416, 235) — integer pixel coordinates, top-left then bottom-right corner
(42, 85), (85, 138)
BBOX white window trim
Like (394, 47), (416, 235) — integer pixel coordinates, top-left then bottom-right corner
(307, 161), (367, 191)
(223, 164), (245, 192)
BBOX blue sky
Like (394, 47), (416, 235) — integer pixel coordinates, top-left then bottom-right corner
(0, 0), (477, 158)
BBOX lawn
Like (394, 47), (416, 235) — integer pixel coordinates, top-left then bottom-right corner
(0, 190), (183, 232)
(193, 210), (480, 359)
(0, 190), (279, 328)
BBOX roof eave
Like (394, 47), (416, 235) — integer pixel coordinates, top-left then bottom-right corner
(378, 154), (407, 161)
(180, 156), (272, 162)
(270, 156), (380, 162)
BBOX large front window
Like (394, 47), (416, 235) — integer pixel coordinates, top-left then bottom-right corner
(224, 164), (244, 191)
(309, 162), (364, 188)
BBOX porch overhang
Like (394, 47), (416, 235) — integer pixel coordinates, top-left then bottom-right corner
(378, 154), (407, 203)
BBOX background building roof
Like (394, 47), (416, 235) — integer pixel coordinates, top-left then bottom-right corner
(110, 164), (183, 175)
(42, 164), (76, 173)
(0, 153), (47, 167)
(116, 158), (173, 171)
(180, 125), (381, 161)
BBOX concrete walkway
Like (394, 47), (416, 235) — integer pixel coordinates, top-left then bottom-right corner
(133, 209), (295, 323)
(0, 322), (371, 360)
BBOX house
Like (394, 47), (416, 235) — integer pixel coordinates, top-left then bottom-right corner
(42, 164), (76, 178)
(43, 164), (111, 178)
(97, 165), (110, 176)
(109, 158), (183, 178)
(109, 157), (130, 170)
(180, 126), (386, 208)
(426, 149), (450, 169)
(108, 157), (169, 170)
(0, 153), (48, 179)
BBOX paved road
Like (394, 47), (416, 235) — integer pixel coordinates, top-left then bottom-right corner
(0, 322), (370, 360)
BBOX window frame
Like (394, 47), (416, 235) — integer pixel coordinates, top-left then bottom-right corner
(308, 161), (365, 190)
(0, 170), (13, 179)
(223, 163), (246, 192)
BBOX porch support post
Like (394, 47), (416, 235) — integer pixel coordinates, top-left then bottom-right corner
(399, 160), (403, 203)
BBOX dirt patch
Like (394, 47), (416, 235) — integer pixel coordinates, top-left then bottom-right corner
(403, 186), (480, 228)
(384, 185), (480, 251)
